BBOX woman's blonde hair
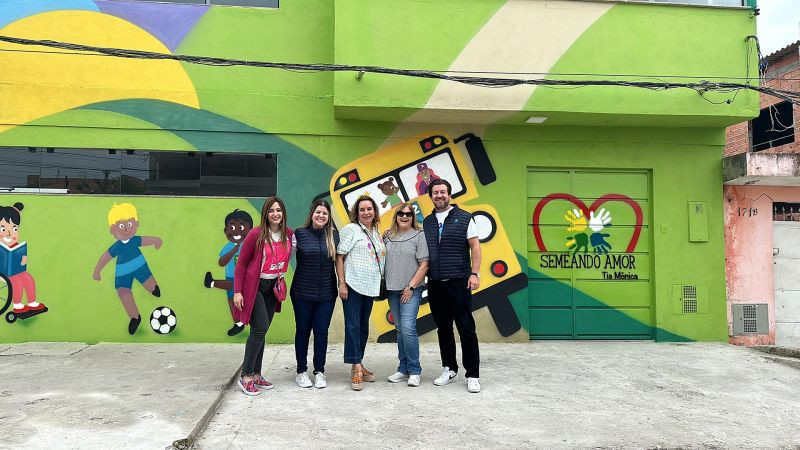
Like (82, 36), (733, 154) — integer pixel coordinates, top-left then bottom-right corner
(303, 199), (336, 261)
(348, 195), (381, 230)
(257, 196), (288, 248)
(387, 202), (420, 238)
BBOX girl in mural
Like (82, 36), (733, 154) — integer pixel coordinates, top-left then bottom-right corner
(383, 202), (428, 387)
(414, 162), (440, 196)
(204, 209), (254, 337)
(289, 200), (339, 389)
(93, 203), (162, 335)
(0, 203), (47, 317)
(232, 197), (294, 396)
(336, 195), (385, 391)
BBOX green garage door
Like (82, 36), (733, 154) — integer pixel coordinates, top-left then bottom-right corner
(527, 169), (653, 339)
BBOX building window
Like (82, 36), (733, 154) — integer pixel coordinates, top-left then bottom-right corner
(774, 202), (800, 221)
(751, 101), (795, 152)
(0, 147), (277, 198)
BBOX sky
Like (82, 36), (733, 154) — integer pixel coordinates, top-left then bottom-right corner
(757, 0), (800, 55)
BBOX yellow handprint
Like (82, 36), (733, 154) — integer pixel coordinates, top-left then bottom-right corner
(564, 209), (587, 232)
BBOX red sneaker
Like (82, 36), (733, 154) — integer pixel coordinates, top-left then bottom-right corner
(27, 303), (45, 311)
(237, 378), (260, 396)
(12, 305), (28, 314)
(254, 375), (274, 391)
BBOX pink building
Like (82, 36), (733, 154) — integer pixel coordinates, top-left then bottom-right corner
(724, 41), (800, 347)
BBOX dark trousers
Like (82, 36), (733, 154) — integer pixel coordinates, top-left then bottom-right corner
(293, 298), (335, 374)
(428, 278), (480, 378)
(342, 286), (374, 364)
(242, 279), (277, 375)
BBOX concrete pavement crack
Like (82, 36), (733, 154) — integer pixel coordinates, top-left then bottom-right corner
(69, 344), (92, 356)
(175, 348), (281, 449)
(171, 359), (243, 450)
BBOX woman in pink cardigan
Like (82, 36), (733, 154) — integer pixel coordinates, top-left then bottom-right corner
(232, 197), (294, 396)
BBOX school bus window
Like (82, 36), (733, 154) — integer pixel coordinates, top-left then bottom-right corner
(398, 151), (465, 198)
(341, 173), (407, 216)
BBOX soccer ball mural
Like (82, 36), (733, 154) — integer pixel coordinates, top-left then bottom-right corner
(150, 306), (177, 335)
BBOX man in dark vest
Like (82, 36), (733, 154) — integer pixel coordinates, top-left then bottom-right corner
(422, 179), (482, 393)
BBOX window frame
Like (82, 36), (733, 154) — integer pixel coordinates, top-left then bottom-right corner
(0, 147), (278, 199)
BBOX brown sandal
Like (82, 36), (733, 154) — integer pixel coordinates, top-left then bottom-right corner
(361, 366), (376, 383)
(351, 368), (364, 391)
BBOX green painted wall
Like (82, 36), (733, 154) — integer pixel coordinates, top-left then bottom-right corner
(332, 0), (758, 127)
(0, 0), (752, 343)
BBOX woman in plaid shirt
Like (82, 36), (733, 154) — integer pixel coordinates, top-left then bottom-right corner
(336, 195), (385, 391)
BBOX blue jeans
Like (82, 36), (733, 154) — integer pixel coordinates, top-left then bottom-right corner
(342, 286), (374, 364)
(292, 299), (335, 374)
(387, 287), (423, 375)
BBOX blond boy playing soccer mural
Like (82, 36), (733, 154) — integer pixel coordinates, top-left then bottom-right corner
(93, 203), (163, 335)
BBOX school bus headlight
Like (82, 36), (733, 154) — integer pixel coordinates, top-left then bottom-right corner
(419, 135), (449, 153)
(472, 211), (496, 243)
(335, 170), (360, 189)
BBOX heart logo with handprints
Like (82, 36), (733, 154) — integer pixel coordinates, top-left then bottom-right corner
(531, 193), (643, 253)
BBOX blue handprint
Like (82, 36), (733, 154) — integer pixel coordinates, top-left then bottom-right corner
(590, 233), (612, 254)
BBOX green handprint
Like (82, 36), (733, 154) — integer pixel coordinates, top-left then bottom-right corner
(566, 232), (589, 255)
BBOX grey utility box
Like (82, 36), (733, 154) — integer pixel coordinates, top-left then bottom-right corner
(732, 304), (769, 334)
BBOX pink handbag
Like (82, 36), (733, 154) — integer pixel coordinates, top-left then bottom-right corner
(273, 275), (287, 302)
(271, 230), (292, 302)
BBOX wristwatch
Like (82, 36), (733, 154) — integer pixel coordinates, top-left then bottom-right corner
(471, 272), (480, 278)
(407, 284), (415, 290)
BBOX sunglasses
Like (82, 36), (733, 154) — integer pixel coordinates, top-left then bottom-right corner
(396, 211), (414, 218)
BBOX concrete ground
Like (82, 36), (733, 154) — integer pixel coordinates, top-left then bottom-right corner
(0, 342), (241, 449)
(1, 342), (799, 449)
(196, 342), (800, 450)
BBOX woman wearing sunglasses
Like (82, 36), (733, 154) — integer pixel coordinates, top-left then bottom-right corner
(383, 203), (429, 387)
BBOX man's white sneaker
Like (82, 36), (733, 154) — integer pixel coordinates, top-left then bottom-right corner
(407, 375), (420, 387)
(314, 372), (327, 389)
(433, 367), (458, 386)
(295, 372), (313, 388)
(387, 372), (409, 383)
(467, 377), (481, 393)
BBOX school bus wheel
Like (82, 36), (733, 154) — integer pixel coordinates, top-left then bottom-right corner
(472, 211), (496, 243)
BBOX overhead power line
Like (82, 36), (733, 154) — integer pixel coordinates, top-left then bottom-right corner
(1, 34), (799, 107)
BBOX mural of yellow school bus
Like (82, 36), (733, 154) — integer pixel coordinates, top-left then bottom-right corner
(328, 132), (527, 341)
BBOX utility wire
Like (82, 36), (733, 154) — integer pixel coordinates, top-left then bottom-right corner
(3, 46), (799, 81)
(1, 35), (800, 106)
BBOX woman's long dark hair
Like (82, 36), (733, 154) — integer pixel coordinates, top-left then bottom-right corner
(257, 196), (288, 249)
(302, 200), (336, 261)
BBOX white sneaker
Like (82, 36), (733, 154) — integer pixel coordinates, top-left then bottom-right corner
(407, 375), (420, 387)
(467, 377), (481, 393)
(387, 372), (409, 383)
(433, 367), (458, 386)
(314, 372), (327, 389)
(295, 372), (312, 388)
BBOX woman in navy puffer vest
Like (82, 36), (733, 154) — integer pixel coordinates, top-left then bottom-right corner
(289, 200), (339, 389)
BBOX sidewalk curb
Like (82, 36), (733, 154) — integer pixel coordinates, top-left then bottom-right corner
(170, 362), (242, 450)
(752, 345), (800, 360)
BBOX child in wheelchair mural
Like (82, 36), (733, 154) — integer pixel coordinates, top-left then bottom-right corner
(0, 202), (48, 323)
(93, 203), (163, 335)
